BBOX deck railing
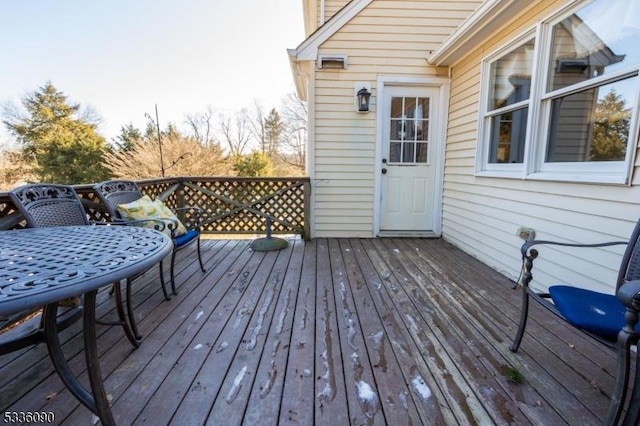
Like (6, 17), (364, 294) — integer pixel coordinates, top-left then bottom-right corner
(0, 177), (311, 239)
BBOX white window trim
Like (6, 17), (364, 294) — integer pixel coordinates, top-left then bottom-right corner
(476, 29), (538, 178)
(475, 1), (640, 185)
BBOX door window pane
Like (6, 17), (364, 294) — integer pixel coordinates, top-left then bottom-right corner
(416, 121), (429, 141)
(391, 98), (404, 119)
(403, 142), (415, 163)
(390, 120), (405, 141)
(389, 142), (402, 162)
(388, 96), (430, 164)
(416, 142), (428, 163)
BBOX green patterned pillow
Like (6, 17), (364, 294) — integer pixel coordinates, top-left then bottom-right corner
(117, 195), (187, 236)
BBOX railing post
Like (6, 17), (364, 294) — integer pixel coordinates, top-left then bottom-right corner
(303, 180), (311, 241)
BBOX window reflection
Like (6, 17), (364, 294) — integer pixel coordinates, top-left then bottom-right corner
(490, 40), (535, 109)
(489, 108), (527, 163)
(547, 0), (640, 92)
(546, 79), (633, 162)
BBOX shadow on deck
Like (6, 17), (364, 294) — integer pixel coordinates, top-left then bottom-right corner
(0, 238), (617, 425)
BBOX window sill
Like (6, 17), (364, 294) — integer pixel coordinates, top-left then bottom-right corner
(474, 169), (629, 185)
(524, 171), (629, 186)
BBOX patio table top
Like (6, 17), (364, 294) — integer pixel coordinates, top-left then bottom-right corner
(0, 225), (171, 316)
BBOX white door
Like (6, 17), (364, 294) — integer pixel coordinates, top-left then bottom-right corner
(380, 86), (439, 233)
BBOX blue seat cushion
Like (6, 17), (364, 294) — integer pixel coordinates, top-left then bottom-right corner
(174, 229), (198, 248)
(549, 285), (638, 342)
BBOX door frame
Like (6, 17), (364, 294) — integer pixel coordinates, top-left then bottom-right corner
(374, 75), (450, 237)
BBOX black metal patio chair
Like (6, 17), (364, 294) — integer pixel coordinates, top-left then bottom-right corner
(510, 218), (640, 425)
(5, 183), (164, 348)
(93, 180), (206, 296)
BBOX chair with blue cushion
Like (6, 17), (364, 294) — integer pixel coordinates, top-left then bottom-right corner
(510, 219), (640, 425)
(93, 180), (206, 296)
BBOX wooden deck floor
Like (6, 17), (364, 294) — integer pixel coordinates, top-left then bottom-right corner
(0, 238), (620, 425)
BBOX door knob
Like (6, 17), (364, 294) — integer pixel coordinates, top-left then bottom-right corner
(382, 168), (387, 174)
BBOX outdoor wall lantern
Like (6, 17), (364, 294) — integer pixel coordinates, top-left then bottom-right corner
(354, 83), (372, 113)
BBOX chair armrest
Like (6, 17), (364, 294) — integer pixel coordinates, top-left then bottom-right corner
(521, 239), (628, 259)
(617, 280), (640, 311)
(517, 239), (628, 290)
(172, 206), (203, 229)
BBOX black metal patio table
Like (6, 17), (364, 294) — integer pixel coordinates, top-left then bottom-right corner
(0, 225), (172, 425)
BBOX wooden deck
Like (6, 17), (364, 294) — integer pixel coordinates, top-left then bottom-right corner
(0, 238), (619, 425)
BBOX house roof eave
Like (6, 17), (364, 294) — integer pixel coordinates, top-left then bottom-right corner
(288, 49), (308, 101)
(427, 0), (538, 66)
(294, 0), (373, 61)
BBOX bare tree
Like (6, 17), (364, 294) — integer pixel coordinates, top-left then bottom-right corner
(217, 108), (253, 156)
(104, 130), (231, 179)
(246, 100), (267, 153)
(184, 106), (216, 147)
(280, 92), (307, 167)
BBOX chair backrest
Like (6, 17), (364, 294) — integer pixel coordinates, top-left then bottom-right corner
(9, 184), (90, 228)
(93, 180), (144, 220)
(617, 218), (640, 288)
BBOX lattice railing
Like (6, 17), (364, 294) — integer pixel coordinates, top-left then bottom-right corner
(0, 177), (310, 238)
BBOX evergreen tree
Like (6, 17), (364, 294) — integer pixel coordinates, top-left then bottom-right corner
(114, 123), (142, 151)
(591, 89), (630, 161)
(263, 108), (283, 156)
(3, 82), (111, 184)
(233, 151), (273, 177)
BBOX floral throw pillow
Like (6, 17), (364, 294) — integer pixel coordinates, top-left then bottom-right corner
(117, 195), (187, 236)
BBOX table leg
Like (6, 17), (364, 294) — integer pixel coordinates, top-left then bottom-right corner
(43, 292), (115, 425)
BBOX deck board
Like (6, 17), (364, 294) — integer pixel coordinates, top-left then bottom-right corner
(0, 238), (622, 425)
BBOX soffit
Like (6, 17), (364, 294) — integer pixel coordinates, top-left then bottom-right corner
(427, 0), (554, 66)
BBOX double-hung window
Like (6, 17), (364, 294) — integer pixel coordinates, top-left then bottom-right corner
(477, 0), (640, 184)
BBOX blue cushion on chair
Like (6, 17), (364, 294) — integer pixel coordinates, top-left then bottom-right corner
(549, 285), (636, 342)
(173, 229), (198, 247)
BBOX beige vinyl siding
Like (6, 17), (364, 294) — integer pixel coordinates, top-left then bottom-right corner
(324, 0), (350, 22)
(442, 0), (640, 294)
(310, 0), (481, 237)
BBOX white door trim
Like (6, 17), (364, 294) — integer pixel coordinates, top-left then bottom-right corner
(374, 75), (450, 237)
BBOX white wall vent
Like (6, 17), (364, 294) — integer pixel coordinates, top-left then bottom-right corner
(317, 55), (348, 70)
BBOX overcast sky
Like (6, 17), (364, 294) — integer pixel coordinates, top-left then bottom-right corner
(0, 0), (305, 143)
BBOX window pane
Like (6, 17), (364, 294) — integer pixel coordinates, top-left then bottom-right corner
(547, 0), (640, 92)
(417, 97), (429, 119)
(403, 142), (415, 163)
(391, 98), (404, 119)
(389, 142), (402, 162)
(404, 98), (417, 118)
(489, 39), (535, 110)
(488, 107), (528, 163)
(416, 120), (429, 141)
(546, 78), (635, 162)
(390, 120), (404, 141)
(416, 142), (428, 163)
